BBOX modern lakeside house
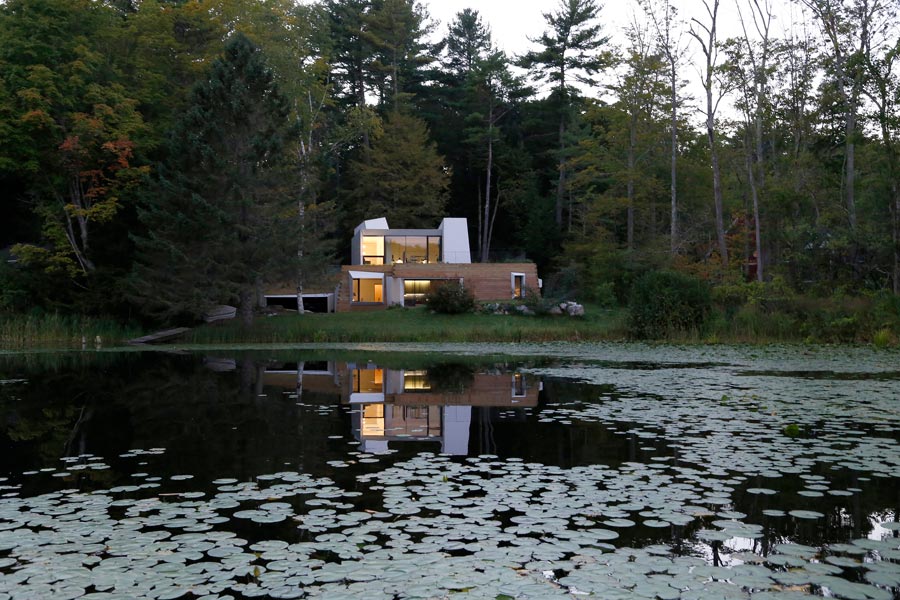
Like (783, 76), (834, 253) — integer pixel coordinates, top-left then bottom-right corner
(264, 216), (540, 312)
(336, 217), (540, 312)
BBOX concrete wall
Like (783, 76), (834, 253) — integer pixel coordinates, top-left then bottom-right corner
(438, 218), (471, 263)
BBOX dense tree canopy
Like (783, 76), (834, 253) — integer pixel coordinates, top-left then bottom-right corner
(0, 0), (898, 326)
(132, 33), (299, 325)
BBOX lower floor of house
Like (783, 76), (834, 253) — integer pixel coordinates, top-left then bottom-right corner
(337, 262), (540, 312)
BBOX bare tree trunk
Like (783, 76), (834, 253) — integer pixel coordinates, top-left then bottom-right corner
(239, 288), (255, 326)
(487, 183), (502, 257)
(58, 183), (95, 273)
(297, 156), (308, 315)
(476, 184), (483, 260)
(642, 0), (683, 255)
(669, 67), (678, 254)
(753, 112), (765, 283)
(481, 110), (494, 263)
(893, 187), (900, 295)
(296, 361), (305, 402)
(627, 111), (637, 251)
(691, 0), (728, 268)
(745, 143), (763, 281)
(708, 127), (727, 267)
(799, 0), (873, 230)
(737, 0), (773, 281)
(556, 116), (566, 227)
(845, 110), (858, 230)
(710, 126), (728, 268)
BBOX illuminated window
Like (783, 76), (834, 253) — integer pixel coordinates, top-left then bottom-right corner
(352, 279), (383, 303)
(386, 236), (443, 264)
(512, 273), (525, 299)
(361, 236), (384, 264)
(427, 236), (441, 263)
(403, 279), (431, 304)
(405, 237), (427, 263)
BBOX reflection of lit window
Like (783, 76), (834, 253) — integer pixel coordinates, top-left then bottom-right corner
(396, 406), (441, 436)
(403, 370), (431, 391)
(405, 406), (427, 419)
(353, 369), (384, 393)
(512, 373), (526, 397)
(362, 404), (384, 436)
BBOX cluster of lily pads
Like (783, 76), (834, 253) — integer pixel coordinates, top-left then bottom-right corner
(1, 344), (899, 599)
(0, 444), (897, 599)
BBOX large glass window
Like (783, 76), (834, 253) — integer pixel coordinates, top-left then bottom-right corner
(353, 279), (383, 303)
(386, 236), (442, 263)
(403, 279), (431, 304)
(404, 237), (427, 263)
(427, 236), (441, 263)
(387, 236), (405, 263)
(361, 236), (384, 265)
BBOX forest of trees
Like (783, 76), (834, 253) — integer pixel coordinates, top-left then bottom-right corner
(0, 0), (898, 325)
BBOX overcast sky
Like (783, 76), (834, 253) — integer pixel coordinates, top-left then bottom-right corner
(423, 0), (805, 56)
(422, 0), (807, 107)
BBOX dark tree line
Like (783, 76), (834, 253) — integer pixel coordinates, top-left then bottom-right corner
(0, 0), (898, 325)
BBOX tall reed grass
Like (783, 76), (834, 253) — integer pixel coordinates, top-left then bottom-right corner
(0, 313), (143, 349)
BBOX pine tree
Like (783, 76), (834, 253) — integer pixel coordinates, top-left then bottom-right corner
(344, 111), (448, 228)
(132, 33), (298, 325)
(520, 0), (611, 230)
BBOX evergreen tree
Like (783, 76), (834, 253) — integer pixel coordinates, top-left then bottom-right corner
(364, 0), (435, 109)
(132, 33), (298, 325)
(520, 0), (611, 230)
(444, 8), (492, 78)
(344, 111), (448, 228)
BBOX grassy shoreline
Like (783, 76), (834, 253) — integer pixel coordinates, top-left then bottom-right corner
(0, 305), (626, 350)
(186, 305), (627, 345)
(3, 302), (898, 349)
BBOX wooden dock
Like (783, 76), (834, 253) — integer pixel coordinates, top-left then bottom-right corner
(127, 327), (191, 345)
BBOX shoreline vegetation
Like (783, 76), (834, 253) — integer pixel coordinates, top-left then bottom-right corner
(2, 294), (899, 350)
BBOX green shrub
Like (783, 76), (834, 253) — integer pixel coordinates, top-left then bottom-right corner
(522, 287), (556, 316)
(593, 282), (618, 308)
(627, 271), (712, 339)
(425, 282), (476, 314)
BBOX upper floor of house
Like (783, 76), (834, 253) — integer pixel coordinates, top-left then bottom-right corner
(350, 217), (472, 266)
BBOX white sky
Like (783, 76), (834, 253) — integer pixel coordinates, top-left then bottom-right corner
(422, 0), (808, 109)
(423, 0), (806, 56)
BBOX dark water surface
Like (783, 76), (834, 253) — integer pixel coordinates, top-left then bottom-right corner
(0, 345), (898, 599)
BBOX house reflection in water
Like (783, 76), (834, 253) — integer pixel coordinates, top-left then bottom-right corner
(262, 362), (540, 455)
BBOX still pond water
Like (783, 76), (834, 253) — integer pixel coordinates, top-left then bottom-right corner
(0, 343), (898, 599)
